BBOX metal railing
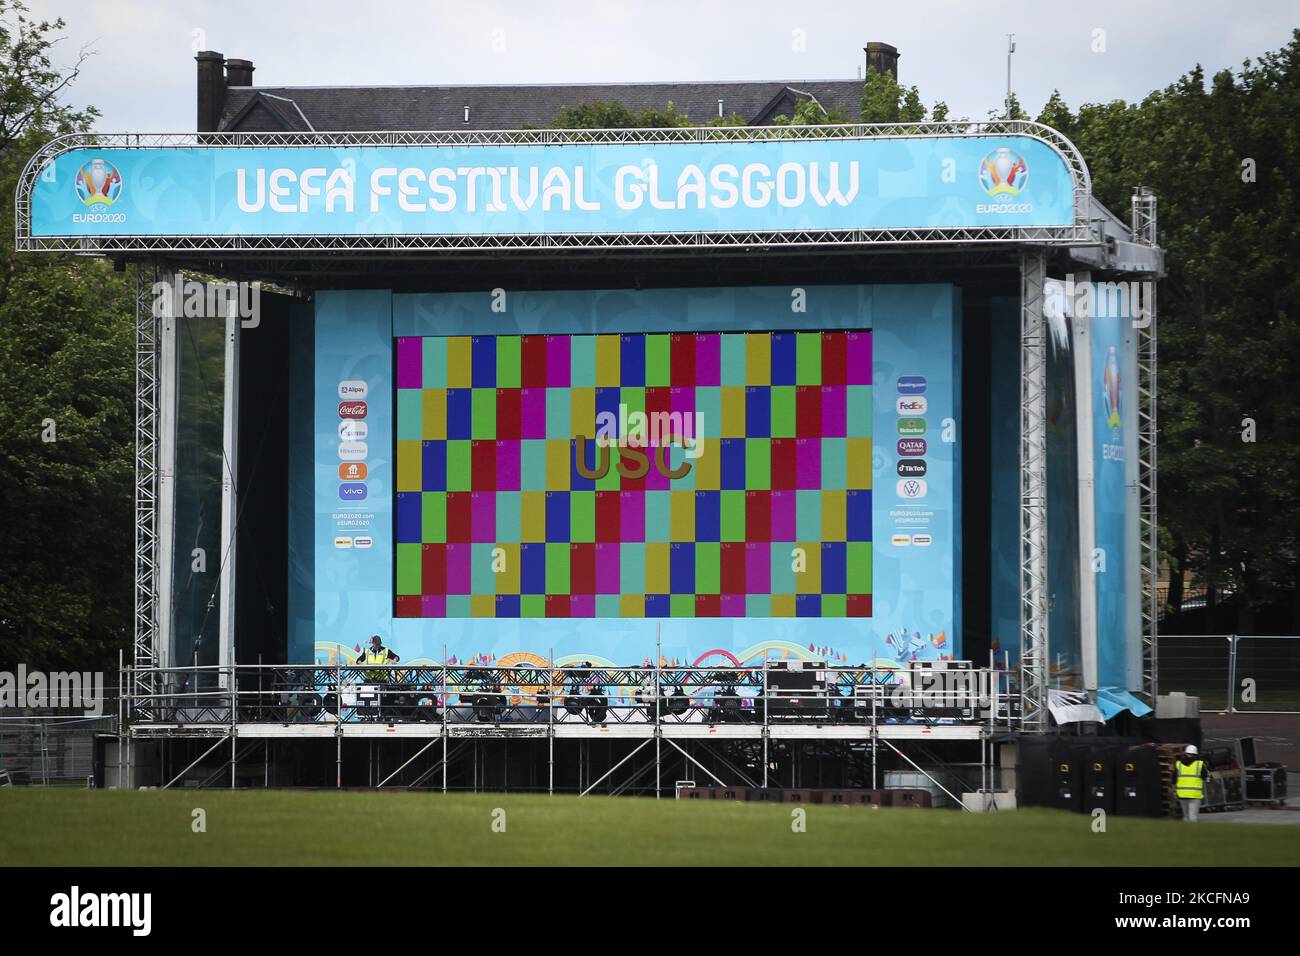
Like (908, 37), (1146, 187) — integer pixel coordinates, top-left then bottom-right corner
(120, 662), (1021, 731)
(0, 714), (117, 786)
(1156, 635), (1300, 714)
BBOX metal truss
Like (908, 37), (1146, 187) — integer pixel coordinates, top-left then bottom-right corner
(16, 120), (1092, 254)
(1132, 187), (1159, 699)
(18, 225), (1091, 255)
(131, 265), (160, 718)
(1019, 250), (1050, 732)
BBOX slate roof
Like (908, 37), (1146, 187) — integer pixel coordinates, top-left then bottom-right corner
(218, 79), (865, 131)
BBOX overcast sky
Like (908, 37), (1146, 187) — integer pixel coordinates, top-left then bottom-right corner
(28, 0), (1300, 131)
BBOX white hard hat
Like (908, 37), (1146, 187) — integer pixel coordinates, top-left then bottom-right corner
(1185, 744), (1199, 755)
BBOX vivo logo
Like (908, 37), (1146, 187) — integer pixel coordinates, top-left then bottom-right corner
(339, 483), (368, 501)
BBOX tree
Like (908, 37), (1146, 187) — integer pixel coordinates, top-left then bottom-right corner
(0, 1), (134, 671)
(771, 97), (849, 126)
(860, 66), (931, 123)
(1043, 32), (1300, 630)
(550, 99), (692, 129)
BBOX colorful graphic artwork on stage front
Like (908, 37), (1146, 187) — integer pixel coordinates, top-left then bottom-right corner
(392, 330), (872, 618)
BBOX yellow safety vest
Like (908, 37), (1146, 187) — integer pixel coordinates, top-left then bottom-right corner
(1175, 759), (1205, 799)
(360, 646), (389, 681)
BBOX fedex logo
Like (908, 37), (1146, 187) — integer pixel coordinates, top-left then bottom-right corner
(896, 396), (928, 414)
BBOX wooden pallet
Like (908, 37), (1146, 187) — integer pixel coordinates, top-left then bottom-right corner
(1156, 743), (1189, 818)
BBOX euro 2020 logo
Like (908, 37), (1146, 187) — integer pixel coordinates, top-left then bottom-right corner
(979, 147), (1028, 198)
(1102, 344), (1122, 431)
(74, 158), (123, 206)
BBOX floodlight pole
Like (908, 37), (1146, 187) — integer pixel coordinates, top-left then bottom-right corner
(1005, 35), (1016, 119)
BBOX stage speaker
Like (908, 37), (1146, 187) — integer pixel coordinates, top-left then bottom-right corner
(1118, 745), (1165, 817)
(1084, 748), (1117, 815)
(1015, 735), (1056, 807)
(1050, 739), (1086, 813)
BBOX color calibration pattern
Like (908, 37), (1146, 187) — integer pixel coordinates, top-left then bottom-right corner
(393, 331), (872, 618)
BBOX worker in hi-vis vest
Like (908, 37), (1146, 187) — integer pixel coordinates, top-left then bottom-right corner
(357, 634), (399, 681)
(1174, 744), (1209, 822)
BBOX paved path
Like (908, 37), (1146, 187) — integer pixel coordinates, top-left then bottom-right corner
(1197, 712), (1297, 823)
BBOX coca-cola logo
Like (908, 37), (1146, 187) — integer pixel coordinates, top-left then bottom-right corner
(338, 401), (368, 419)
(897, 438), (927, 457)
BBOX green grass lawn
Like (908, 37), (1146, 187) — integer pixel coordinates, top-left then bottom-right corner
(2, 789), (1297, 866)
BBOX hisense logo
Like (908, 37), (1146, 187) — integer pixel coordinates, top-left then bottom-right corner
(49, 886), (151, 936)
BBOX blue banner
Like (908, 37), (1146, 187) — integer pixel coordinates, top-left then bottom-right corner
(33, 136), (1074, 237)
(1090, 293), (1138, 689)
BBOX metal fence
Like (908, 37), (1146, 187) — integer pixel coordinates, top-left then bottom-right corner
(1157, 635), (1300, 714)
(0, 714), (117, 787)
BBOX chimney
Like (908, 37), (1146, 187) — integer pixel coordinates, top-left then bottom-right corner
(225, 58), (255, 88)
(864, 42), (900, 80)
(196, 50), (225, 132)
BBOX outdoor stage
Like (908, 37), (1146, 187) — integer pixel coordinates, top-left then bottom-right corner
(17, 119), (1164, 795)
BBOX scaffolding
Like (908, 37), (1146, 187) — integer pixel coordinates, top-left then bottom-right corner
(117, 661), (1016, 798)
(1132, 186), (1160, 700)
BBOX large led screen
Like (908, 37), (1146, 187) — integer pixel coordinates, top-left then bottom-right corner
(392, 330), (872, 618)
